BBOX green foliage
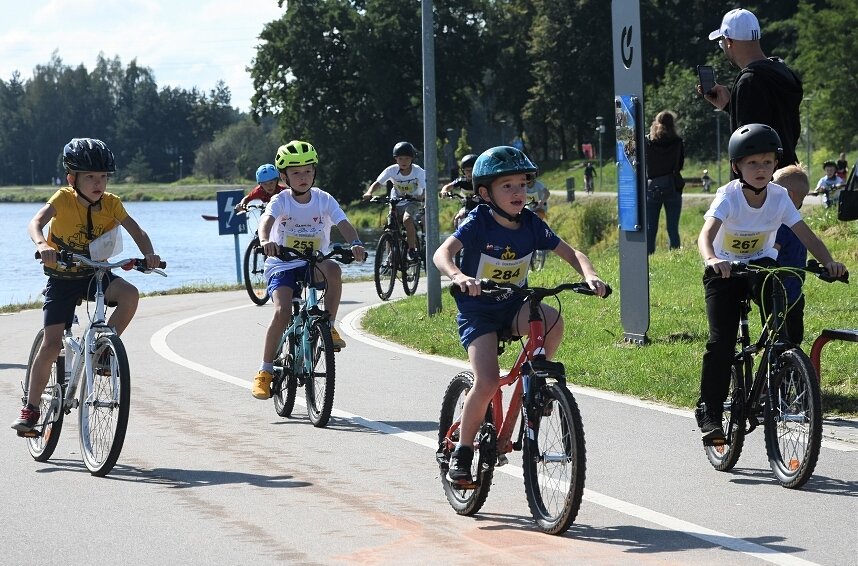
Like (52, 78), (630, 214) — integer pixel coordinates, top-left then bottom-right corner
(454, 129), (472, 161)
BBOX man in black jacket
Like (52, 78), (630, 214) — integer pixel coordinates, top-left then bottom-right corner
(702, 8), (803, 170)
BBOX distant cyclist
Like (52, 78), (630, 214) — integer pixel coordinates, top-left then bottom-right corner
(526, 168), (550, 219)
(363, 141), (426, 261)
(440, 153), (480, 229)
(234, 163), (286, 212)
(583, 162), (596, 193)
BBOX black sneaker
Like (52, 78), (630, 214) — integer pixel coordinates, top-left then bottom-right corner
(446, 445), (474, 486)
(699, 411), (726, 443)
(407, 249), (419, 263)
(11, 404), (41, 433)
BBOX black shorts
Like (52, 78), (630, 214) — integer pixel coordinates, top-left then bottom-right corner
(43, 273), (120, 328)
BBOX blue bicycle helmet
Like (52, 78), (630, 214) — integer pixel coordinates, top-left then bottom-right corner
(472, 146), (537, 190)
(255, 163), (279, 184)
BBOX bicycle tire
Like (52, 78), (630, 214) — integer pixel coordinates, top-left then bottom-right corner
(437, 372), (495, 516)
(272, 335), (297, 418)
(305, 320), (336, 428)
(402, 243), (420, 296)
(764, 348), (822, 489)
(24, 329), (65, 462)
(705, 365), (746, 471)
(530, 249), (546, 272)
(79, 333), (130, 477)
(522, 383), (585, 535)
(243, 238), (270, 306)
(374, 232), (397, 301)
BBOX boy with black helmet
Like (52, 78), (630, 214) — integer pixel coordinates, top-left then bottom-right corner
(812, 160), (844, 207)
(251, 140), (366, 399)
(440, 153), (480, 229)
(695, 124), (845, 444)
(433, 145), (607, 486)
(362, 141), (425, 261)
(12, 138), (161, 433)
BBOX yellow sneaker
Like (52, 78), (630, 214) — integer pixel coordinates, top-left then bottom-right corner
(252, 370), (273, 399)
(330, 327), (346, 349)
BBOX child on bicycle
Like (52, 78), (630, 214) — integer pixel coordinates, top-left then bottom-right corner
(433, 145), (607, 485)
(773, 164), (810, 344)
(812, 160), (844, 205)
(525, 168), (550, 219)
(252, 140), (366, 399)
(234, 163), (286, 212)
(362, 141), (425, 261)
(12, 138), (161, 433)
(696, 124), (845, 444)
(440, 153), (480, 229)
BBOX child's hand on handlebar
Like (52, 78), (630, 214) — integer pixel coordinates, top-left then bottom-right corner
(825, 261), (847, 279)
(706, 258), (732, 278)
(451, 273), (481, 296)
(585, 276), (609, 298)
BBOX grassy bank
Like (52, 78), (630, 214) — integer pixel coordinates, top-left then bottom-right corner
(362, 198), (858, 416)
(0, 180), (245, 203)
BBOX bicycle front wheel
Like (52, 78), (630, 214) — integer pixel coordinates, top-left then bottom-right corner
(437, 372), (495, 516)
(272, 335), (297, 418)
(79, 333), (130, 476)
(705, 364), (746, 471)
(305, 320), (336, 427)
(764, 348), (822, 489)
(522, 383), (586, 535)
(401, 244), (420, 296)
(24, 329), (65, 462)
(243, 238), (270, 306)
(374, 232), (397, 301)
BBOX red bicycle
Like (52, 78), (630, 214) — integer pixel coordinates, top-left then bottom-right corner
(436, 279), (611, 535)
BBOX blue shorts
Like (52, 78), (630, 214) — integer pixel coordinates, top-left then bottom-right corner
(267, 265), (325, 298)
(43, 273), (120, 328)
(456, 298), (525, 350)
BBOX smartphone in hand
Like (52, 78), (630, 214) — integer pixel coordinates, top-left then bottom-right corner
(697, 65), (716, 96)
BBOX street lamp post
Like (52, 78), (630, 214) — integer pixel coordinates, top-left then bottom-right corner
(714, 109), (723, 186)
(595, 116), (605, 189)
(499, 119), (507, 145)
(178, 155), (183, 181)
(30, 159), (34, 186)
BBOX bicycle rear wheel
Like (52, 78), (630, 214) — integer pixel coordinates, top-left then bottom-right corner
(305, 320), (336, 428)
(522, 383), (585, 535)
(401, 243), (420, 296)
(272, 335), (297, 418)
(243, 238), (270, 306)
(764, 348), (822, 489)
(374, 232), (397, 301)
(437, 372), (495, 516)
(79, 334), (130, 476)
(24, 329), (65, 462)
(705, 365), (746, 471)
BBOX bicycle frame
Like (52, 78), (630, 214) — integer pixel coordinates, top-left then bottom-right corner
(279, 273), (328, 380)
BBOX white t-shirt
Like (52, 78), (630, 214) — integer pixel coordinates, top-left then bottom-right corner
(704, 180), (802, 262)
(375, 164), (426, 204)
(816, 175), (842, 190)
(261, 187), (348, 279)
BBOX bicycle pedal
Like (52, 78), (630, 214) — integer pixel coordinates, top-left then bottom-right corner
(496, 454), (509, 467)
(702, 436), (727, 447)
(16, 429), (41, 438)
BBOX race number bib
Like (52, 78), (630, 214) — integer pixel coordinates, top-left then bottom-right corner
(476, 252), (530, 286)
(724, 230), (764, 258)
(285, 235), (321, 254)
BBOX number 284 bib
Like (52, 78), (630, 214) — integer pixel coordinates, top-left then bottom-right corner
(476, 252), (531, 285)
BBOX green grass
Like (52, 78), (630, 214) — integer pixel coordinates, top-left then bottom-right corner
(0, 181), (245, 203)
(362, 198), (858, 416)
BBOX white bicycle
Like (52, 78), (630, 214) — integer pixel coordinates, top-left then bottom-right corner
(20, 251), (166, 476)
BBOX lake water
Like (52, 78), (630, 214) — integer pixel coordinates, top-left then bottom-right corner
(0, 201), (380, 307)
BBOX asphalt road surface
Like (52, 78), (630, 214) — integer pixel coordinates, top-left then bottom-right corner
(1, 280), (855, 566)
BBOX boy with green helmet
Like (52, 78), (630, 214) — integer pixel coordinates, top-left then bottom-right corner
(251, 140), (366, 400)
(433, 145), (608, 485)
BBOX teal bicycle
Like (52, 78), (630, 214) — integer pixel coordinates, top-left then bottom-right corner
(270, 244), (355, 428)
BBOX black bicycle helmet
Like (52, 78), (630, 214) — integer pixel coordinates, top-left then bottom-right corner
(823, 160), (836, 169)
(392, 141), (416, 158)
(460, 154), (478, 170)
(62, 138), (116, 173)
(727, 124), (783, 162)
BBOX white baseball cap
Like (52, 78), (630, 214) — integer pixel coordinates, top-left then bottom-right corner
(708, 8), (761, 41)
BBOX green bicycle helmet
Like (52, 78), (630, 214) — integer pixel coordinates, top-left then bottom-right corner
(472, 146), (537, 190)
(275, 140), (319, 169)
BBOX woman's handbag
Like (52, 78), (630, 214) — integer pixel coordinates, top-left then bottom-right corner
(647, 174), (677, 199)
(838, 162), (858, 221)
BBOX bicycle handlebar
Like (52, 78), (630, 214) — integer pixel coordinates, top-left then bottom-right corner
(236, 203), (266, 214)
(36, 250), (168, 276)
(704, 260), (849, 284)
(275, 244), (355, 265)
(449, 279), (612, 300)
(368, 195), (421, 206)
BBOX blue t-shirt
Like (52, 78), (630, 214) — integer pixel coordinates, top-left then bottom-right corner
(453, 204), (560, 309)
(775, 224), (807, 303)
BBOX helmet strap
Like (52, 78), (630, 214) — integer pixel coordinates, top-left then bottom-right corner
(71, 176), (102, 239)
(485, 187), (521, 223)
(732, 166), (768, 196)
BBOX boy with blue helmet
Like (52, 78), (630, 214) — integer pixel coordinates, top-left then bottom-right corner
(433, 145), (607, 486)
(235, 163), (286, 212)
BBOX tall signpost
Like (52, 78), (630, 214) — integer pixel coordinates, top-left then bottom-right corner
(612, 0), (650, 344)
(422, 0), (441, 315)
(215, 189), (247, 284)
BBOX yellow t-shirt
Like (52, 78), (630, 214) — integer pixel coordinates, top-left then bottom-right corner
(45, 187), (128, 278)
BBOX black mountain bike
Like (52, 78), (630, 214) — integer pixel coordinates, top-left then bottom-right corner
(702, 260), (848, 489)
(369, 196), (425, 300)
